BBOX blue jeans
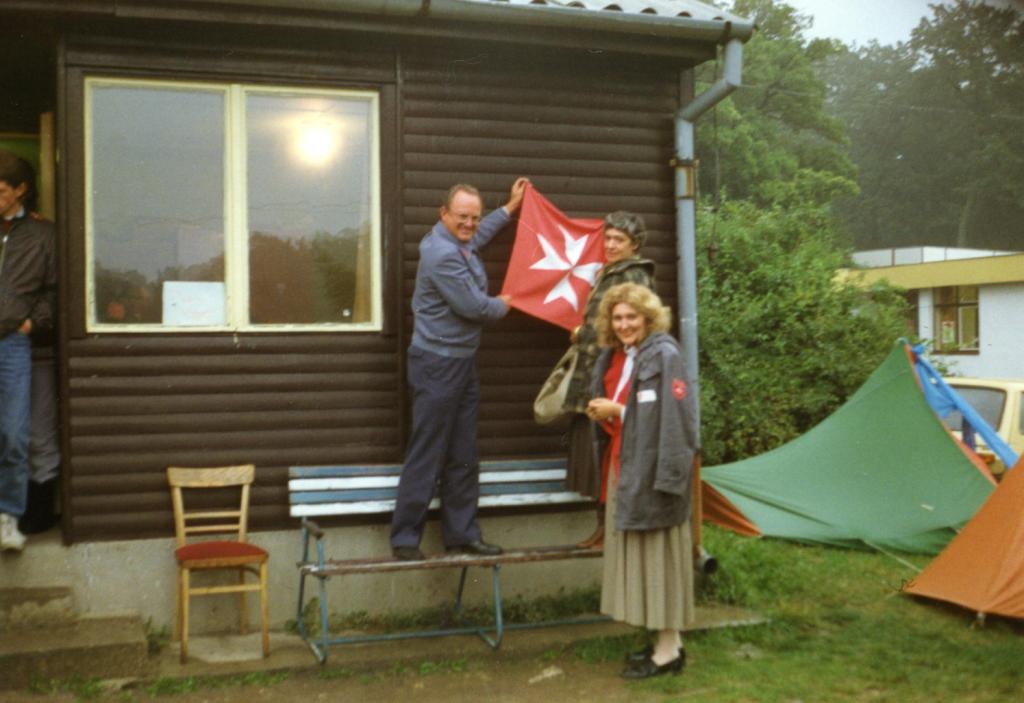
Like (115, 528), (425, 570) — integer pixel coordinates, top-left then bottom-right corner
(0, 332), (32, 517)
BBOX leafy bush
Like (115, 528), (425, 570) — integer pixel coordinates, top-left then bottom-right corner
(697, 199), (909, 465)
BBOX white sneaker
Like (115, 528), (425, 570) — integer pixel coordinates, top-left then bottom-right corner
(0, 513), (26, 552)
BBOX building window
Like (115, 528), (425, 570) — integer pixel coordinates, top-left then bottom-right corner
(85, 77), (381, 332)
(904, 290), (919, 336)
(933, 285), (978, 352)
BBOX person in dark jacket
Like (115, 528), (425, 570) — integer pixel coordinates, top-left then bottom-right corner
(389, 178), (528, 561)
(564, 212), (654, 549)
(586, 283), (698, 679)
(0, 150), (57, 552)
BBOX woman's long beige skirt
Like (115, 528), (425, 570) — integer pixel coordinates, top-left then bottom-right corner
(601, 478), (695, 631)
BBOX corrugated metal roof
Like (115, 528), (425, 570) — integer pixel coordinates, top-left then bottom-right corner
(464, 0), (745, 24)
(435, 0), (754, 42)
(159, 0), (754, 44)
(34, 0), (753, 48)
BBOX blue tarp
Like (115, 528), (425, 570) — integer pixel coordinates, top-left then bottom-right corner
(911, 343), (1020, 470)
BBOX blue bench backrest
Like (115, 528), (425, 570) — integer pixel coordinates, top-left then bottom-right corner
(288, 458), (590, 518)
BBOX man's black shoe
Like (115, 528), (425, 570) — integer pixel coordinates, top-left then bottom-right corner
(392, 546), (425, 561)
(19, 478), (60, 535)
(446, 540), (502, 556)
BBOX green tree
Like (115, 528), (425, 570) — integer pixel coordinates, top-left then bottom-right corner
(697, 200), (909, 465)
(825, 0), (1024, 249)
(696, 0), (857, 207)
(683, 1), (912, 465)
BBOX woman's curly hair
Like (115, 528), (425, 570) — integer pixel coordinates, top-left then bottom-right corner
(595, 283), (671, 348)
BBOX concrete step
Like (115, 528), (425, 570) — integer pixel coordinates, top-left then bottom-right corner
(0, 587), (76, 632)
(0, 614), (150, 690)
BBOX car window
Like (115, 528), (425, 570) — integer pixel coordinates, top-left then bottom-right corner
(1020, 393), (1024, 435)
(943, 386), (1006, 432)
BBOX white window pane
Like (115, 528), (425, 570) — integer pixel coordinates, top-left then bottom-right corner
(245, 91), (375, 325)
(90, 83), (225, 325)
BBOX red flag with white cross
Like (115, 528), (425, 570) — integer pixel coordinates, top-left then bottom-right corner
(501, 185), (605, 330)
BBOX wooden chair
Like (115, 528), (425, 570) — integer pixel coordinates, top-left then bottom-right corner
(167, 464), (269, 663)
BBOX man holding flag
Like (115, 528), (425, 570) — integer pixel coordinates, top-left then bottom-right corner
(390, 177), (529, 561)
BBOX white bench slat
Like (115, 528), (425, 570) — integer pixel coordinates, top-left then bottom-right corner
(289, 458), (564, 480)
(289, 469), (567, 492)
(289, 476), (399, 491)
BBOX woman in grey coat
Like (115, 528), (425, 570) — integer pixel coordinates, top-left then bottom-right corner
(586, 283), (698, 679)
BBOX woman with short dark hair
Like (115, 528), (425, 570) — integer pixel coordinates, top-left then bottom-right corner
(564, 212), (654, 549)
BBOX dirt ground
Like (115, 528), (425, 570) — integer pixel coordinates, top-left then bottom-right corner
(0, 654), (683, 703)
(3, 606), (759, 701)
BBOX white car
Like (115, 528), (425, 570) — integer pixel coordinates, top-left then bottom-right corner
(941, 378), (1024, 474)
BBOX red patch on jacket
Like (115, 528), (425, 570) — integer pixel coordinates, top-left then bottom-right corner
(672, 378), (687, 400)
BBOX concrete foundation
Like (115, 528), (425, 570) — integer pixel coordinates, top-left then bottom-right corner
(0, 509), (600, 635)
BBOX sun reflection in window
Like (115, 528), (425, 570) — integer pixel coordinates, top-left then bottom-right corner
(293, 118), (340, 166)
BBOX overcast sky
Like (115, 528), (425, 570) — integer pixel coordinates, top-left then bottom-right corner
(782, 0), (944, 47)
(781, 0), (1024, 47)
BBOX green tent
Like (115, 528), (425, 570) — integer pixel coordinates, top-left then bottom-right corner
(703, 342), (995, 554)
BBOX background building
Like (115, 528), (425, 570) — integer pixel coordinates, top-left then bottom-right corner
(854, 247), (1024, 379)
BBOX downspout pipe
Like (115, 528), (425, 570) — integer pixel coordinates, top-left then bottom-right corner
(676, 37), (744, 436)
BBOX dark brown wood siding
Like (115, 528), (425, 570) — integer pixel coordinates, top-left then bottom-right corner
(399, 44), (681, 459)
(59, 26), (686, 542)
(66, 335), (400, 538)
(61, 27), (404, 542)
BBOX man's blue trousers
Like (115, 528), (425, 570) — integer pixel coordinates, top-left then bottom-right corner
(390, 345), (483, 549)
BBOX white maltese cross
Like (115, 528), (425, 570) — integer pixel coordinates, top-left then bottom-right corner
(528, 225), (602, 310)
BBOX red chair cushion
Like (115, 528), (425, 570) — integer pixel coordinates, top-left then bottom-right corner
(175, 540), (266, 561)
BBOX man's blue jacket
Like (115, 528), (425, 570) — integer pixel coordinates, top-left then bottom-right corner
(409, 207), (510, 358)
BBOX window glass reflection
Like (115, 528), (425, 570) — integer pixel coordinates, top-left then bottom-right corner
(246, 92), (374, 325)
(90, 84), (225, 324)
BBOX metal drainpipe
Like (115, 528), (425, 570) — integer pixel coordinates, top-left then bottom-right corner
(676, 37), (744, 435)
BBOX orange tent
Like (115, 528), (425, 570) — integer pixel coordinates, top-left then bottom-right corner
(701, 481), (761, 538)
(904, 455), (1024, 619)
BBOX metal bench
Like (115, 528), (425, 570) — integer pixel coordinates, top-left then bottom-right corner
(289, 458), (603, 664)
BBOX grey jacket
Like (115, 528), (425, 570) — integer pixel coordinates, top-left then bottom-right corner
(592, 332), (698, 531)
(409, 208), (510, 358)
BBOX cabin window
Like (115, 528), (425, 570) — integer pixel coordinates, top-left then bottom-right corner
(933, 285), (978, 352)
(85, 78), (381, 332)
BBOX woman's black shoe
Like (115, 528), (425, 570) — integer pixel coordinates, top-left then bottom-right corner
(626, 645), (653, 664)
(621, 649), (685, 679)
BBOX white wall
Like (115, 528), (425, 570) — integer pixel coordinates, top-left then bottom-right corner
(923, 282), (1024, 379)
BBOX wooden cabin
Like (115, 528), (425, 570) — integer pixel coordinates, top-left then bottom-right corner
(3, 0), (753, 544)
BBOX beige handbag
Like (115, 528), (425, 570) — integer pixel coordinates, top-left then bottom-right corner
(533, 345), (579, 426)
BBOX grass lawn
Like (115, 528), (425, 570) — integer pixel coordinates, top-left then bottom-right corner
(578, 524), (1024, 702)
(19, 525), (1023, 702)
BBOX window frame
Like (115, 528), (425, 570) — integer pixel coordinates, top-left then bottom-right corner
(932, 285), (979, 354)
(83, 76), (383, 334)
